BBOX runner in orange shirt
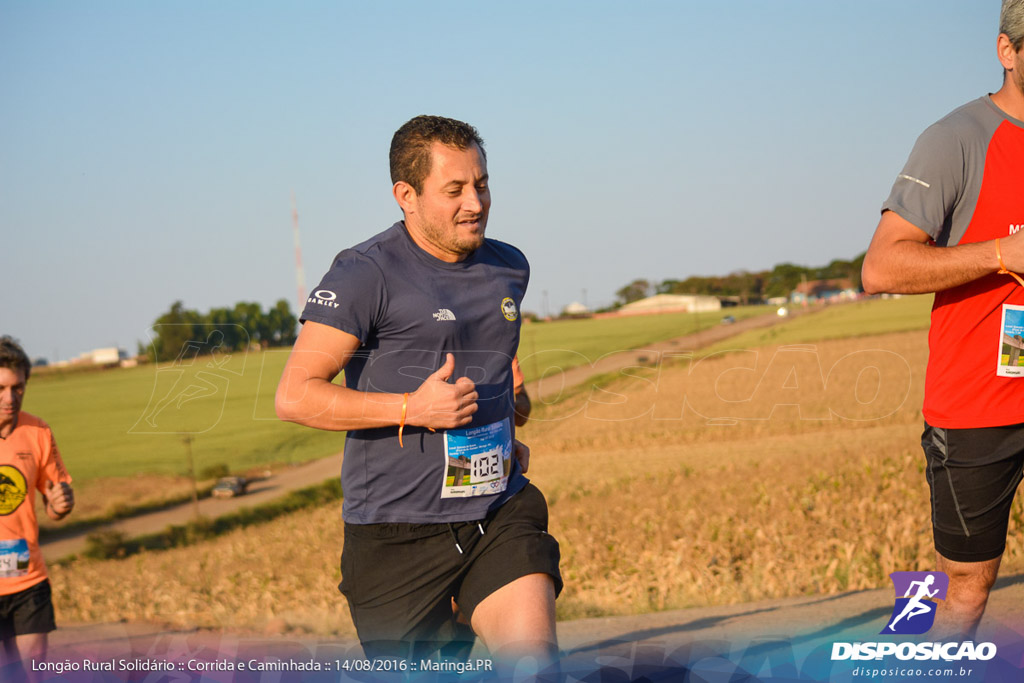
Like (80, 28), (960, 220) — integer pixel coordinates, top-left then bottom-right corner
(0, 336), (74, 682)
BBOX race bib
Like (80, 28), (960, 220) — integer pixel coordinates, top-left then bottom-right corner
(0, 539), (29, 578)
(998, 304), (1024, 377)
(440, 418), (512, 498)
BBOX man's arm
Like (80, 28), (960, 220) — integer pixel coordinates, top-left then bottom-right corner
(275, 320), (478, 432)
(862, 211), (1024, 294)
(511, 355), (531, 427)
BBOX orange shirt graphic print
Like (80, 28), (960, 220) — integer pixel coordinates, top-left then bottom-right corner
(0, 465), (27, 515)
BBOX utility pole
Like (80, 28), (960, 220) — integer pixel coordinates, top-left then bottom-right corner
(291, 191), (307, 316)
(183, 435), (200, 520)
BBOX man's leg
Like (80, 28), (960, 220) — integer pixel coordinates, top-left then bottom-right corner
(15, 634), (46, 683)
(922, 423), (1024, 636)
(456, 484), (561, 675)
(0, 637), (22, 683)
(934, 554), (1001, 639)
(0, 581), (56, 683)
(340, 523), (468, 660)
(470, 573), (557, 667)
(0, 634), (45, 683)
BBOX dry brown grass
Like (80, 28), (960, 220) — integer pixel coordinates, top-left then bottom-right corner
(51, 500), (349, 635)
(50, 329), (1024, 632)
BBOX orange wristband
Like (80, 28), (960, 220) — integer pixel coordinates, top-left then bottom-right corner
(398, 392), (409, 448)
(996, 238), (1024, 288)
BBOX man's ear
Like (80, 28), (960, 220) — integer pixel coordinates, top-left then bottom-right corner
(393, 181), (417, 215)
(997, 32), (1018, 72)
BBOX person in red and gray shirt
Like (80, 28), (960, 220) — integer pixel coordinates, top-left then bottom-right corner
(863, 0), (1024, 638)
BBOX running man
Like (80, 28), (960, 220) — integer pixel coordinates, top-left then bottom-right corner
(276, 116), (560, 668)
(862, 0), (1024, 637)
(0, 337), (75, 682)
(888, 575), (939, 632)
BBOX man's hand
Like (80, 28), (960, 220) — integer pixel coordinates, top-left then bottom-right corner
(407, 354), (478, 430)
(513, 389), (531, 427)
(513, 439), (530, 474)
(45, 480), (74, 520)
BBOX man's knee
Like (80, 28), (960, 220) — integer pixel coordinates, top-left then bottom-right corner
(939, 555), (1000, 608)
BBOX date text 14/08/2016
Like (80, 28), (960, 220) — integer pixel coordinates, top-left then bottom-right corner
(340, 658), (494, 674)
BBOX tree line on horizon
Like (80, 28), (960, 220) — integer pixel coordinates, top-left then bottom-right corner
(612, 252), (867, 308)
(145, 299), (298, 362)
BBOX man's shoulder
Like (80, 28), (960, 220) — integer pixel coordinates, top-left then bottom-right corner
(7, 412), (53, 446)
(322, 224), (404, 278)
(348, 222), (407, 258)
(481, 237), (529, 272)
(925, 96), (1002, 142)
(14, 412), (49, 433)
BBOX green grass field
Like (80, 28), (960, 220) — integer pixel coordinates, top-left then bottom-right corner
(24, 349), (342, 481)
(24, 308), (762, 483)
(700, 295), (934, 354)
(24, 297), (932, 484)
(518, 305), (767, 383)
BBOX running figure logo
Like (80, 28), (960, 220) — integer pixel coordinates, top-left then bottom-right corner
(882, 571), (949, 635)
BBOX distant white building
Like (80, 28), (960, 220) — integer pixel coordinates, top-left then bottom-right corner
(69, 347), (128, 367)
(561, 301), (591, 316)
(618, 294), (721, 316)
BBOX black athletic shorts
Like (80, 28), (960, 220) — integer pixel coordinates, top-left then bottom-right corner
(922, 422), (1024, 562)
(339, 483), (561, 659)
(0, 579), (56, 640)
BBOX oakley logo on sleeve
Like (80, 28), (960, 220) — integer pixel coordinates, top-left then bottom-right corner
(307, 290), (340, 308)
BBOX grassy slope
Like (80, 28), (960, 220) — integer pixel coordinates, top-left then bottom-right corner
(701, 295), (934, 353)
(25, 305), (765, 483)
(23, 350), (343, 481)
(518, 305), (767, 383)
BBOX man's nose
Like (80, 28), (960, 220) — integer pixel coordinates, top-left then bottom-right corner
(462, 188), (483, 213)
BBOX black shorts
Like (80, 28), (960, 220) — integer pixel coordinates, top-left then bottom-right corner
(922, 422), (1024, 562)
(0, 580), (56, 640)
(339, 483), (561, 659)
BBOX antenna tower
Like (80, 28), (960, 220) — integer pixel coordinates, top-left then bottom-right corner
(291, 191), (307, 314)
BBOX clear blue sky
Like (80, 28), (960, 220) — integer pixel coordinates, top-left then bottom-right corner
(1, 1), (999, 361)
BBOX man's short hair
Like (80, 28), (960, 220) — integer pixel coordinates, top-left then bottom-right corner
(0, 336), (31, 381)
(1002, 0), (1024, 51)
(390, 116), (486, 194)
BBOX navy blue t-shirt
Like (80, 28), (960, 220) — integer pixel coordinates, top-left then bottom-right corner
(301, 222), (530, 523)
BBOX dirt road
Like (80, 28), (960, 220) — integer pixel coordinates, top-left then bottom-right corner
(527, 309), (802, 402)
(40, 453), (342, 561)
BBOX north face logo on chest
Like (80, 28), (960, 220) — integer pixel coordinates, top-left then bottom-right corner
(433, 309), (456, 321)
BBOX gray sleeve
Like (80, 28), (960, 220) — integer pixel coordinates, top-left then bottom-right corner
(300, 251), (387, 342)
(881, 121), (965, 241)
